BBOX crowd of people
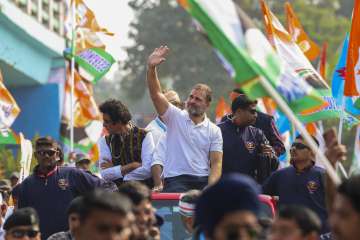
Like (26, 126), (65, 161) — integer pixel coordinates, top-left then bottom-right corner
(0, 45), (359, 240)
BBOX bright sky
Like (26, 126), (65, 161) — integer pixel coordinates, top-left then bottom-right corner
(85, 0), (134, 77)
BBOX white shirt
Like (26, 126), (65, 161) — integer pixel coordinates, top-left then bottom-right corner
(162, 104), (223, 178)
(151, 134), (167, 178)
(98, 132), (155, 181)
(145, 117), (167, 146)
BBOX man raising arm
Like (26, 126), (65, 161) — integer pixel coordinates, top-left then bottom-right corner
(146, 45), (223, 192)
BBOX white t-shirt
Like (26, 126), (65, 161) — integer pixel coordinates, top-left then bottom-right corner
(145, 117), (167, 146)
(98, 132), (155, 181)
(161, 104), (223, 178)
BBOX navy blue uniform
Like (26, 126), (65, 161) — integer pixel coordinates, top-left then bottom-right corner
(221, 112), (285, 156)
(218, 119), (278, 182)
(262, 165), (329, 233)
(17, 166), (117, 240)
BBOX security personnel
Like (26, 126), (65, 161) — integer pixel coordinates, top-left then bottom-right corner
(218, 95), (278, 183)
(17, 137), (117, 240)
(222, 89), (285, 157)
(262, 135), (329, 234)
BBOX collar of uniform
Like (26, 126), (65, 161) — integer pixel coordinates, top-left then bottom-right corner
(155, 116), (167, 132)
(292, 161), (315, 174)
(34, 165), (58, 178)
(185, 110), (209, 127)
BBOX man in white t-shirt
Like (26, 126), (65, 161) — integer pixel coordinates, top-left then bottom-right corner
(147, 45), (223, 192)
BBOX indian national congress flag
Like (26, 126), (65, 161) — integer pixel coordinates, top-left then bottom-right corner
(177, 0), (326, 114)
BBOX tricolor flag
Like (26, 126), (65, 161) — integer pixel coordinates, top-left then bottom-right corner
(215, 97), (231, 123)
(285, 2), (320, 61)
(62, 68), (101, 127)
(0, 70), (20, 131)
(261, 0), (359, 127)
(344, 0), (360, 96)
(61, 68), (103, 161)
(261, 0), (329, 93)
(177, 0), (326, 114)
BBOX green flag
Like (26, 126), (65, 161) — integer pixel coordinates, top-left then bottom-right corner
(0, 128), (19, 145)
(64, 48), (115, 84)
(177, 0), (326, 113)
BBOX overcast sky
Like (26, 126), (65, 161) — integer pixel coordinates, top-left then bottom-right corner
(85, 0), (134, 77)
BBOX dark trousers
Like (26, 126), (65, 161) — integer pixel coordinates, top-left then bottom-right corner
(163, 175), (208, 193)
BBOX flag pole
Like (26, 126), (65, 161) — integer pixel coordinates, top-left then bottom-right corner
(337, 97), (349, 178)
(70, 0), (76, 152)
(258, 76), (341, 185)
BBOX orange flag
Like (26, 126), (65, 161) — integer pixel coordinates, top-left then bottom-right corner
(72, 0), (114, 36)
(63, 68), (101, 128)
(215, 97), (231, 123)
(305, 122), (317, 136)
(345, 0), (360, 96)
(285, 2), (320, 61)
(317, 42), (328, 79)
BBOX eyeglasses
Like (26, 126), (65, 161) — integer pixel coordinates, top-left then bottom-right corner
(291, 142), (310, 150)
(36, 149), (58, 157)
(9, 229), (39, 238)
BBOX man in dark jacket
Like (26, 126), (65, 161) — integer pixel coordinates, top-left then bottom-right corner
(17, 137), (117, 240)
(222, 89), (285, 157)
(218, 95), (279, 183)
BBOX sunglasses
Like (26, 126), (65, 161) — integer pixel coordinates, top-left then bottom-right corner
(9, 229), (39, 238)
(36, 149), (58, 157)
(291, 142), (310, 150)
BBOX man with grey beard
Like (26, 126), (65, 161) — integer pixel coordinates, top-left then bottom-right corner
(147, 45), (223, 192)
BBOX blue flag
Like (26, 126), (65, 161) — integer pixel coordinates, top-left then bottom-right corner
(332, 35), (348, 104)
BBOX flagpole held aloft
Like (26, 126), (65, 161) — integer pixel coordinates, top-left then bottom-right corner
(70, 0), (76, 152)
(257, 75), (341, 186)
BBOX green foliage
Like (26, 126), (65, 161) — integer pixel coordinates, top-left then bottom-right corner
(0, 135), (38, 179)
(0, 146), (21, 179)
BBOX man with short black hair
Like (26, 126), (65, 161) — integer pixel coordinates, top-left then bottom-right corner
(75, 189), (134, 240)
(269, 205), (321, 240)
(263, 135), (329, 234)
(4, 207), (41, 240)
(224, 89), (285, 157)
(98, 99), (155, 186)
(17, 136), (116, 239)
(118, 181), (157, 240)
(330, 175), (360, 240)
(219, 95), (278, 183)
(147, 46), (223, 192)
